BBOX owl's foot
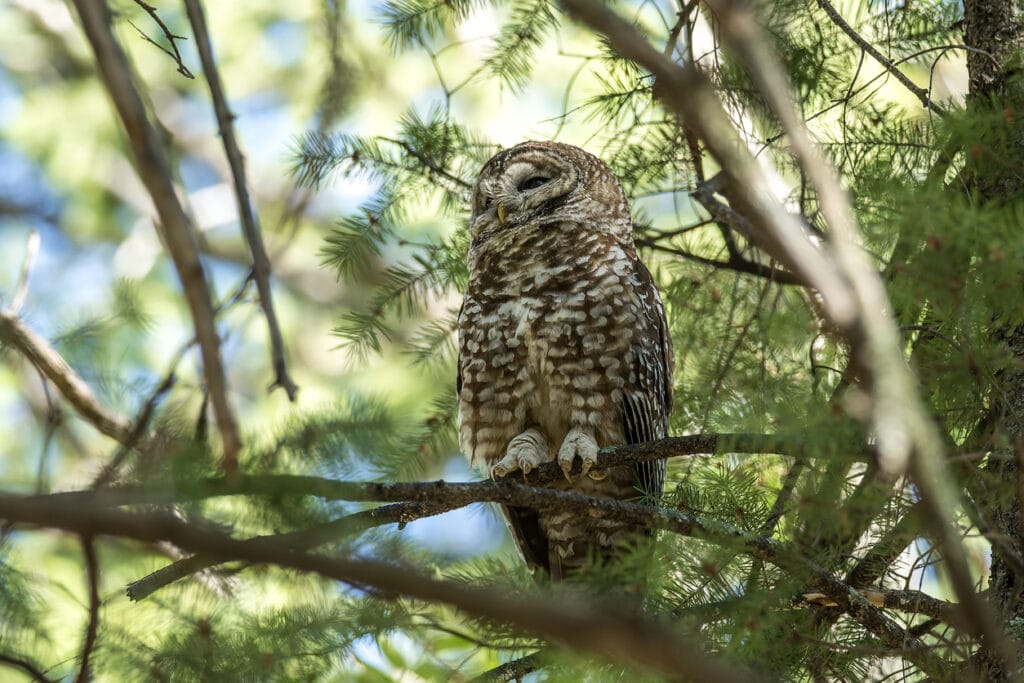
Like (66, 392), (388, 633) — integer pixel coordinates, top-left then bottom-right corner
(557, 427), (600, 481)
(491, 428), (548, 479)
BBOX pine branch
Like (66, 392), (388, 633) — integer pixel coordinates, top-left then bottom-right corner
(561, 0), (1009, 670)
(800, 588), (964, 628)
(0, 492), (764, 683)
(184, 0), (298, 402)
(70, 0), (242, 471)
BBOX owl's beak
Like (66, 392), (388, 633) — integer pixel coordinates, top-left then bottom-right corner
(496, 203), (508, 225)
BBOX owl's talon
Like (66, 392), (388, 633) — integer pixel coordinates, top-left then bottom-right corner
(494, 428), (548, 479)
(557, 427), (599, 482)
(586, 468), (608, 481)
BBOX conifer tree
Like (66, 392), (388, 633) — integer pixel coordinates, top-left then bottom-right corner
(0, 1), (1022, 680)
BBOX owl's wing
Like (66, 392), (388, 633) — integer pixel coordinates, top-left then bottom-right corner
(624, 259), (674, 500)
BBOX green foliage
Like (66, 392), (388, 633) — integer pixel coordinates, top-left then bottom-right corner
(0, 0), (1018, 680)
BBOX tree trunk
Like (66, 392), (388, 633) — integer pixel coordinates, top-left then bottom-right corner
(964, 0), (1024, 676)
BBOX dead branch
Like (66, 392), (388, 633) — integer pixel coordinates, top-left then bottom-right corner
(0, 310), (132, 444)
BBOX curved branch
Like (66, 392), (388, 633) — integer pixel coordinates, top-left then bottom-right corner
(0, 492), (762, 683)
(0, 310), (132, 444)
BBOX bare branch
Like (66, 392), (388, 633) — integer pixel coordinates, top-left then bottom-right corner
(75, 536), (100, 683)
(129, 0), (194, 78)
(40, 432), (835, 509)
(0, 493), (764, 683)
(126, 501), (454, 600)
(183, 0), (298, 402)
(71, 0), (242, 469)
(814, 0), (946, 117)
(0, 653), (56, 683)
(0, 310), (132, 444)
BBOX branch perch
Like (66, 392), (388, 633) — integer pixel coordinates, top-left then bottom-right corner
(0, 492), (762, 683)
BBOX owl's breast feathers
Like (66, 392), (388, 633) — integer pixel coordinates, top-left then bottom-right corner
(458, 223), (670, 464)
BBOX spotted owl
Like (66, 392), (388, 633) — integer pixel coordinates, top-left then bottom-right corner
(457, 141), (674, 579)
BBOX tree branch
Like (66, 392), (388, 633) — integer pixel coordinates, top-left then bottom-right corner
(469, 651), (544, 682)
(40, 432), (835, 509)
(814, 0), (946, 117)
(70, 0), (242, 470)
(126, 500), (455, 600)
(699, 0), (1012, 666)
(0, 653), (57, 683)
(0, 309), (132, 444)
(0, 493), (763, 683)
(183, 0), (298, 402)
(75, 536), (100, 683)
(801, 588), (963, 627)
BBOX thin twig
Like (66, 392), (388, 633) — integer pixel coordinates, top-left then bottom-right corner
(814, 0), (945, 117)
(71, 0), (242, 471)
(75, 536), (100, 683)
(183, 0), (297, 402)
(8, 229), (39, 315)
(0, 310), (132, 444)
(129, 0), (194, 78)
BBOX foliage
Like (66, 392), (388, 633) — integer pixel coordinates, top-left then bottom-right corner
(0, 0), (1019, 681)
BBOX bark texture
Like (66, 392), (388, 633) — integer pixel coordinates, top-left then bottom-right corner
(964, 0), (1024, 676)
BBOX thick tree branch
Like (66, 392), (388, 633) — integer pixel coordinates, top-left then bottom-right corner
(41, 432), (837, 508)
(70, 0), (242, 469)
(2, 482), (946, 678)
(0, 493), (762, 683)
(183, 0), (297, 402)
(0, 310), (132, 444)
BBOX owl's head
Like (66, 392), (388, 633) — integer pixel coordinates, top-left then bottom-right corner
(469, 141), (632, 248)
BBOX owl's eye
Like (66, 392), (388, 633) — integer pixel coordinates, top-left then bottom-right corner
(518, 176), (549, 191)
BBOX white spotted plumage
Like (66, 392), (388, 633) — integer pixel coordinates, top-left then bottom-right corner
(457, 141), (674, 579)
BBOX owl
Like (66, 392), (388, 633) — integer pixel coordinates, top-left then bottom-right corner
(457, 141), (674, 579)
